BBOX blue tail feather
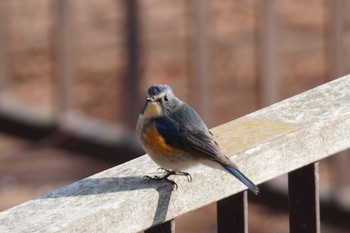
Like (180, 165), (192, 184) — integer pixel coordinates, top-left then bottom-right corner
(222, 165), (259, 195)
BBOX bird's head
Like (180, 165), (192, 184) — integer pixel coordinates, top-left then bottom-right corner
(141, 85), (180, 118)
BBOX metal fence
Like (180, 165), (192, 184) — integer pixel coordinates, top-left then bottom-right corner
(1, 76), (350, 232)
(0, 0), (349, 230)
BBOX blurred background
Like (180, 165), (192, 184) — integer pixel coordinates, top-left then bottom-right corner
(0, 0), (350, 232)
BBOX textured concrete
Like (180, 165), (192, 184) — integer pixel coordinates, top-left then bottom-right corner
(1, 75), (350, 232)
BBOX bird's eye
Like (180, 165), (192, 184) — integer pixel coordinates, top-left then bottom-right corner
(163, 95), (169, 102)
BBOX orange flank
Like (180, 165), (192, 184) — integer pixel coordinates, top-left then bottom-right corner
(144, 124), (180, 156)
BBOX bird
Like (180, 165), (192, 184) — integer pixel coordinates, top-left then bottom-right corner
(136, 84), (259, 194)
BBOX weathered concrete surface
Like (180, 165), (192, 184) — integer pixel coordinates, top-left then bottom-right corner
(1, 75), (350, 232)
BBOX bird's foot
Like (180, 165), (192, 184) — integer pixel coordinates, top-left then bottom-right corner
(156, 168), (192, 182)
(143, 168), (193, 190)
(143, 174), (178, 190)
(170, 170), (192, 182)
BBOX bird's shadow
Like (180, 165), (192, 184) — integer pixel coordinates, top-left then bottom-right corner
(39, 175), (174, 228)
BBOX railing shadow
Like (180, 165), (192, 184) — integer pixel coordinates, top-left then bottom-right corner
(39, 176), (173, 227)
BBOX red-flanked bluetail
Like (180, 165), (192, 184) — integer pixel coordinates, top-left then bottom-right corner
(137, 85), (259, 195)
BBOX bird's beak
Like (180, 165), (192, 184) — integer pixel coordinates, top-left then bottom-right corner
(146, 96), (155, 102)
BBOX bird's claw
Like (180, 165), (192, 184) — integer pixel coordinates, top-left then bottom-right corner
(143, 168), (192, 190)
(143, 174), (178, 190)
(157, 167), (171, 174)
(185, 173), (192, 182)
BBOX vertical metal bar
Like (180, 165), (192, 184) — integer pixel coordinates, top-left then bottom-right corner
(145, 220), (175, 233)
(191, 0), (209, 121)
(217, 191), (248, 233)
(124, 0), (141, 130)
(54, 0), (74, 117)
(256, 0), (279, 108)
(328, 0), (345, 79)
(288, 163), (320, 233)
(326, 0), (350, 189)
(0, 1), (8, 96)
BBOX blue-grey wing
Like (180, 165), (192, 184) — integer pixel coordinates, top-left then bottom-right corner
(155, 103), (259, 194)
(155, 103), (224, 161)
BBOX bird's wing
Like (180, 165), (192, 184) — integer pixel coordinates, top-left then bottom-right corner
(155, 104), (225, 162)
(155, 104), (260, 194)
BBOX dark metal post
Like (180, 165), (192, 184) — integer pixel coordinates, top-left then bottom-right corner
(54, 0), (74, 116)
(217, 191), (248, 233)
(328, 0), (345, 79)
(326, 0), (350, 191)
(0, 1), (8, 96)
(288, 163), (320, 233)
(124, 0), (141, 130)
(145, 220), (175, 233)
(255, 0), (279, 108)
(191, 0), (209, 122)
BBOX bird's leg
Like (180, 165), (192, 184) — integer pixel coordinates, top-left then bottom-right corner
(153, 168), (192, 182)
(143, 171), (178, 190)
(157, 167), (169, 174)
(143, 168), (192, 190)
(171, 170), (192, 182)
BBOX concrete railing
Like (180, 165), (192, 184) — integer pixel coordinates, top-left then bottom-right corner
(1, 75), (350, 233)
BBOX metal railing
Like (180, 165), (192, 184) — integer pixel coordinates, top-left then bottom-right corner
(1, 75), (349, 232)
(0, 1), (350, 231)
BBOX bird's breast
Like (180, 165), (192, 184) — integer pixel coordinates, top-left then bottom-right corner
(141, 121), (180, 156)
(137, 115), (199, 170)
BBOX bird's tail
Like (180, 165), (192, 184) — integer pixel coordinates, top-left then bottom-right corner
(221, 164), (260, 195)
